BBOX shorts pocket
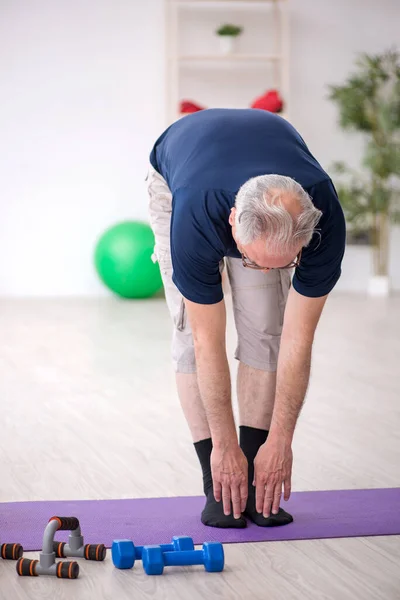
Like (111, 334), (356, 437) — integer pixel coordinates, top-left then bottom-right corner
(176, 298), (186, 332)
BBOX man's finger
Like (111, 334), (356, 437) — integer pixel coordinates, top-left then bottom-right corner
(271, 482), (282, 515)
(222, 485), (232, 516)
(283, 477), (291, 502)
(240, 481), (248, 513)
(213, 480), (222, 503)
(255, 477), (266, 513)
(230, 485), (242, 519)
(263, 481), (275, 518)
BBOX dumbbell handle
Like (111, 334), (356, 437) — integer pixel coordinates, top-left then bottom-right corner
(135, 542), (175, 559)
(162, 549), (204, 567)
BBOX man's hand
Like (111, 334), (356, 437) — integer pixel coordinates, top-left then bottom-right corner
(211, 443), (248, 519)
(253, 435), (293, 517)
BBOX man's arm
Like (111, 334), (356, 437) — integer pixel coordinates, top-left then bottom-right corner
(270, 286), (328, 440)
(184, 299), (235, 442)
(184, 298), (248, 518)
(254, 286), (328, 517)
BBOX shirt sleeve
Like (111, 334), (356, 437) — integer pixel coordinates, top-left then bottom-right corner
(292, 179), (346, 298)
(170, 188), (226, 304)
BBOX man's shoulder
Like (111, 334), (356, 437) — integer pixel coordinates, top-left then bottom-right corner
(171, 187), (233, 255)
(304, 177), (340, 210)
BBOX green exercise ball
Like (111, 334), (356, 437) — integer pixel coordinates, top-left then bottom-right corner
(94, 221), (163, 299)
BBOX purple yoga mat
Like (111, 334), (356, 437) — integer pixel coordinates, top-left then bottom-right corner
(1, 488), (399, 552)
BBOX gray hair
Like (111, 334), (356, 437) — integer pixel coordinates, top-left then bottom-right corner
(235, 174), (322, 254)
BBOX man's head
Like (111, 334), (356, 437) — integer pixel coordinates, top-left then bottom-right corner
(229, 174), (323, 271)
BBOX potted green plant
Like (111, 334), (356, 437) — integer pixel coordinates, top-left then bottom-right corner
(328, 48), (400, 296)
(216, 24), (243, 55)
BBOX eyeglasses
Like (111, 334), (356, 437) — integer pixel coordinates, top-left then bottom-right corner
(241, 249), (302, 271)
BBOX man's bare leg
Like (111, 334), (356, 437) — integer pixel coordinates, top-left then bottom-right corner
(237, 362), (293, 527)
(237, 362), (276, 429)
(176, 372), (210, 442)
(176, 371), (246, 528)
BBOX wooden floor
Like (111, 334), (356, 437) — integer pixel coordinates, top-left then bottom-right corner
(0, 294), (399, 600)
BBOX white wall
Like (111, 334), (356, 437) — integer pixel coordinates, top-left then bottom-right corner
(0, 0), (165, 295)
(336, 227), (400, 292)
(0, 0), (399, 295)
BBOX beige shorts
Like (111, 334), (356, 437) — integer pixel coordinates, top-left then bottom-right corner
(147, 166), (291, 374)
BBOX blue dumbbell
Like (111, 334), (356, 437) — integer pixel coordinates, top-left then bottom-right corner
(142, 541), (224, 575)
(112, 536), (194, 569)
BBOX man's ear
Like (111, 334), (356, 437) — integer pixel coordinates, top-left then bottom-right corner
(229, 207), (236, 227)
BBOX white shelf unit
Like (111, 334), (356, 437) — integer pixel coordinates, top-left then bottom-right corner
(177, 54), (282, 61)
(165, 0), (290, 123)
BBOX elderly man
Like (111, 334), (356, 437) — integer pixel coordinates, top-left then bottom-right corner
(147, 108), (345, 529)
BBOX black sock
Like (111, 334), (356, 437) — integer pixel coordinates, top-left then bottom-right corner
(194, 438), (246, 529)
(239, 426), (293, 527)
